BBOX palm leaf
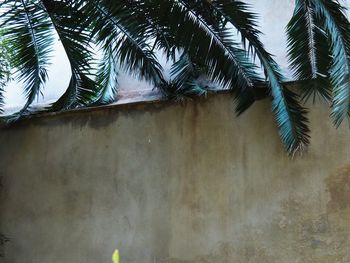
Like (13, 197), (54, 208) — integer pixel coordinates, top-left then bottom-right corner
(170, 0), (310, 154)
(287, 0), (332, 102)
(164, 0), (262, 92)
(89, 0), (164, 87)
(92, 46), (119, 105)
(311, 0), (350, 126)
(166, 53), (208, 99)
(121, 0), (177, 60)
(42, 0), (99, 111)
(1, 0), (54, 120)
(0, 30), (12, 112)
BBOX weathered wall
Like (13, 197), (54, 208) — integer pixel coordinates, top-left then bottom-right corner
(1, 93), (350, 263)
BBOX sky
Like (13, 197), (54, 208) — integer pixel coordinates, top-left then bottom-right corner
(3, 0), (350, 110)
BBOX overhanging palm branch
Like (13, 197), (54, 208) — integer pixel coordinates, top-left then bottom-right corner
(287, 0), (332, 102)
(0, 0), (350, 154)
(0, 30), (12, 112)
(42, 0), (99, 111)
(120, 0), (177, 60)
(169, 0), (310, 154)
(92, 46), (119, 105)
(314, 0), (350, 127)
(174, 0), (261, 89)
(90, 0), (165, 87)
(287, 0), (350, 127)
(211, 0), (310, 153)
(1, 0), (54, 120)
(166, 53), (209, 100)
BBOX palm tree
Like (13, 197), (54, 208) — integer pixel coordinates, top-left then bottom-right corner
(0, 0), (349, 155)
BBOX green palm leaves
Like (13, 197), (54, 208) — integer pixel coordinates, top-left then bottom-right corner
(204, 0), (310, 153)
(287, 0), (350, 127)
(0, 30), (12, 112)
(0, 0), (349, 154)
(1, 0), (54, 119)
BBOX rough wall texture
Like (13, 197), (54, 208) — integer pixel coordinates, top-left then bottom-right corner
(1, 94), (350, 263)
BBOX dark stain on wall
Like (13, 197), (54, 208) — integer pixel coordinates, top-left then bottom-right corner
(326, 165), (350, 212)
(0, 94), (231, 132)
(0, 234), (9, 257)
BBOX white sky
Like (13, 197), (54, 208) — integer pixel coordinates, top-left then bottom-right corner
(3, 0), (350, 110)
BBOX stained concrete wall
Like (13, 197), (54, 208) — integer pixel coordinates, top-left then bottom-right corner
(1, 93), (350, 263)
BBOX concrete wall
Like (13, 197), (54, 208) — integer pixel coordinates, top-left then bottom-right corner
(1, 93), (350, 263)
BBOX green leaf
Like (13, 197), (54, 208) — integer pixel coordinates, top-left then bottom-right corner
(90, 0), (164, 87)
(0, 30), (12, 112)
(42, 0), (99, 111)
(92, 46), (119, 105)
(1, 0), (54, 120)
(287, 0), (332, 102)
(310, 0), (350, 126)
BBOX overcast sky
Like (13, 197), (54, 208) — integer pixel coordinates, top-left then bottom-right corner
(3, 0), (350, 110)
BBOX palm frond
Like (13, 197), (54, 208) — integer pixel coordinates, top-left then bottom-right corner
(172, 0), (310, 154)
(287, 0), (332, 102)
(287, 0), (350, 128)
(165, 53), (208, 99)
(0, 30), (12, 112)
(311, 0), (350, 126)
(90, 0), (164, 87)
(1, 0), (54, 120)
(121, 0), (177, 60)
(265, 60), (311, 154)
(92, 46), (119, 105)
(165, 0), (262, 92)
(42, 0), (98, 111)
(278, 87), (310, 154)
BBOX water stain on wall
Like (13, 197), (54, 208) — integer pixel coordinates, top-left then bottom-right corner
(0, 234), (9, 258)
(326, 165), (350, 212)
